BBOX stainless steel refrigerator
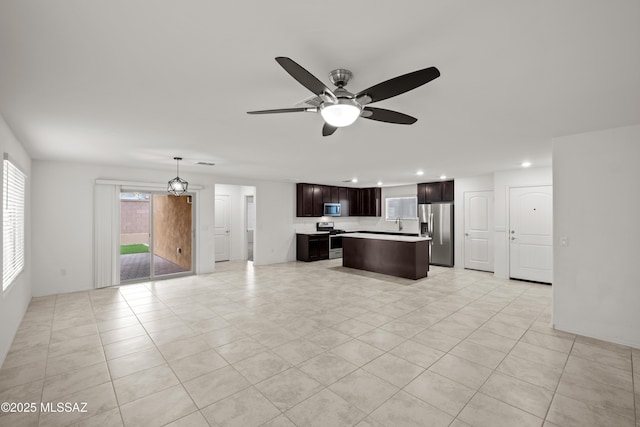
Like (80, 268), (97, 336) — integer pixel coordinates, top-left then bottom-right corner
(418, 203), (454, 267)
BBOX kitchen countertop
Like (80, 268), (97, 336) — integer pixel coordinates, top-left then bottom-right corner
(296, 230), (421, 237)
(342, 233), (431, 242)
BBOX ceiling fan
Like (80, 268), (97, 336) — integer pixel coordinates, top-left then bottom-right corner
(247, 57), (440, 136)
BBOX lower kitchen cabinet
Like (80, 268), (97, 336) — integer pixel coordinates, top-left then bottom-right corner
(296, 234), (329, 262)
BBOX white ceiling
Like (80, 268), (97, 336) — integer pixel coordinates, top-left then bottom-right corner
(0, 1), (638, 187)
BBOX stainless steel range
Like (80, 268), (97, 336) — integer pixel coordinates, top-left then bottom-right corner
(317, 221), (346, 259)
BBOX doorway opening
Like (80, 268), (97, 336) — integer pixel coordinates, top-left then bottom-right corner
(119, 191), (194, 282)
(214, 184), (256, 263)
(246, 195), (255, 261)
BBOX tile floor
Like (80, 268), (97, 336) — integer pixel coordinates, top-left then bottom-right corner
(0, 259), (638, 427)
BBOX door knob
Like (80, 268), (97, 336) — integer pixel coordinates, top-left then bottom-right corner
(465, 233), (469, 236)
(511, 230), (515, 234)
(511, 236), (516, 240)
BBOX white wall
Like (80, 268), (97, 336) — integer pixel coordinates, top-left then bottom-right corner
(0, 114), (32, 367)
(493, 167), (553, 278)
(253, 181), (298, 265)
(553, 125), (640, 348)
(454, 174), (494, 270)
(214, 184), (255, 261)
(32, 161), (217, 296)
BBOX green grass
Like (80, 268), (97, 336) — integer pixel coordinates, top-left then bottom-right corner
(120, 244), (150, 255)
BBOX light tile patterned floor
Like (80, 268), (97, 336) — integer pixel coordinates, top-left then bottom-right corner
(0, 259), (638, 427)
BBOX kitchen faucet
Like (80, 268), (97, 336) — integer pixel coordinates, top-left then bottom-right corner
(395, 217), (403, 231)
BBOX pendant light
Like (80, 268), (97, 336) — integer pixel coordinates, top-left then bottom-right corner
(167, 157), (188, 196)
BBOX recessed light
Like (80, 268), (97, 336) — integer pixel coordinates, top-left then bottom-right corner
(377, 181), (383, 186)
(440, 175), (447, 180)
(521, 161), (532, 168)
(416, 170), (424, 176)
(351, 178), (358, 183)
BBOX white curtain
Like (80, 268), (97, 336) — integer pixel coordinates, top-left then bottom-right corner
(94, 183), (120, 288)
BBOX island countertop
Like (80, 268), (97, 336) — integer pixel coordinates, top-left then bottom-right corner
(342, 233), (431, 242)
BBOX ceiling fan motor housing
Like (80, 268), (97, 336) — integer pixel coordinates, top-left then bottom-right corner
(329, 69), (353, 87)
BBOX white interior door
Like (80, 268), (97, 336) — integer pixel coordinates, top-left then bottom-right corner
(464, 191), (494, 272)
(509, 186), (553, 283)
(215, 194), (230, 261)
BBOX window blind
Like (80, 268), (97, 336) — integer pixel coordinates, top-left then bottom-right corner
(3, 157), (26, 291)
(385, 196), (417, 220)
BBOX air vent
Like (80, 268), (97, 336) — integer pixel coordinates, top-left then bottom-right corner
(196, 161), (216, 166)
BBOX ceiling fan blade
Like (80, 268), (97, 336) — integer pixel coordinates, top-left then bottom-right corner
(322, 123), (338, 136)
(355, 67), (440, 105)
(275, 57), (335, 99)
(361, 107), (417, 124)
(247, 107), (316, 114)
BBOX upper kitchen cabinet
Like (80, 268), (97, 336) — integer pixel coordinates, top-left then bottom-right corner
(360, 187), (381, 216)
(417, 180), (454, 203)
(425, 182), (442, 203)
(296, 183), (314, 216)
(296, 183), (324, 217)
(339, 187), (349, 216)
(442, 180), (454, 202)
(322, 186), (332, 205)
(348, 188), (360, 216)
(296, 183), (381, 217)
(312, 185), (324, 216)
(331, 186), (340, 203)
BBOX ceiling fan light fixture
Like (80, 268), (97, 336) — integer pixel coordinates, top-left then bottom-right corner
(320, 100), (361, 127)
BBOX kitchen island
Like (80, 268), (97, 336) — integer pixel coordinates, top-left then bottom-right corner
(342, 233), (431, 280)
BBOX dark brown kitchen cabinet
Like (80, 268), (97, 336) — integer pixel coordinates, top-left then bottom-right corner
(296, 234), (329, 262)
(339, 187), (349, 216)
(442, 180), (454, 202)
(372, 187), (382, 216)
(417, 180), (454, 204)
(359, 188), (371, 215)
(417, 183), (425, 204)
(296, 183), (315, 216)
(348, 188), (360, 216)
(359, 187), (381, 216)
(312, 185), (324, 216)
(331, 186), (340, 203)
(296, 183), (326, 217)
(322, 186), (331, 205)
(296, 183), (381, 217)
(424, 182), (443, 203)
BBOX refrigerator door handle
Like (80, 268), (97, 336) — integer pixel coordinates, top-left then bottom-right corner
(429, 212), (434, 238)
(439, 205), (444, 245)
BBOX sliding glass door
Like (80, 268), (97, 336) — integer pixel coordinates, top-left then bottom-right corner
(119, 191), (194, 282)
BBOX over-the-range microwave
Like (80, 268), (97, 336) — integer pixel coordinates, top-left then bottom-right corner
(323, 203), (341, 216)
